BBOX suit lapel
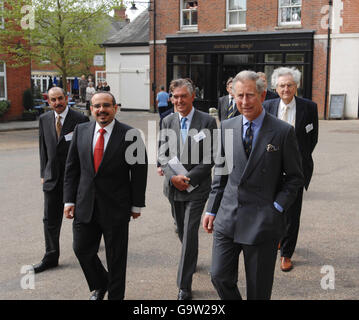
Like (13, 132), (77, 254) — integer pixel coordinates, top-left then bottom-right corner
(272, 98), (280, 117)
(96, 120), (123, 174)
(48, 111), (58, 146)
(294, 96), (305, 133)
(233, 115), (248, 180)
(86, 121), (96, 174)
(241, 113), (275, 181)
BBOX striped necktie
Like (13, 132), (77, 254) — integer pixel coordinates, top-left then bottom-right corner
(227, 98), (235, 119)
(181, 117), (188, 143)
(243, 122), (253, 158)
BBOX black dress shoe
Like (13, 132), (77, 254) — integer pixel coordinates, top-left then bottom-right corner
(33, 261), (58, 273)
(177, 289), (192, 300)
(89, 288), (107, 300)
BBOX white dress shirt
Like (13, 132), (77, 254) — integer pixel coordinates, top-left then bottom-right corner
(54, 106), (69, 126)
(178, 106), (195, 134)
(66, 119), (141, 214)
(278, 97), (296, 127)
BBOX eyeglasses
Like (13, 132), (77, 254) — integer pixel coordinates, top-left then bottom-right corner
(278, 83), (296, 89)
(92, 103), (114, 108)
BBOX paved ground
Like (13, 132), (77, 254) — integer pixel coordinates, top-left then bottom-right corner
(0, 110), (358, 300)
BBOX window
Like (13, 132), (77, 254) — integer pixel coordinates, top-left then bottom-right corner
(278, 0), (302, 25)
(0, 61), (7, 100)
(227, 0), (246, 28)
(181, 1), (198, 30)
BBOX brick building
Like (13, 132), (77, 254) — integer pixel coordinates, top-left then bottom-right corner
(150, 0), (359, 119)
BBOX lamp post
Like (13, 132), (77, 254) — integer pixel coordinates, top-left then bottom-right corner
(128, 1), (157, 113)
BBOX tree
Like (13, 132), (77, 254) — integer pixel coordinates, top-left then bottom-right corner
(0, 0), (115, 84)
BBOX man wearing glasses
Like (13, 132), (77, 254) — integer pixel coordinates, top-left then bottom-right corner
(263, 67), (318, 272)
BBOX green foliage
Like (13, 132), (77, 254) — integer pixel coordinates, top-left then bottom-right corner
(0, 0), (114, 80)
(23, 88), (34, 111)
(0, 100), (11, 117)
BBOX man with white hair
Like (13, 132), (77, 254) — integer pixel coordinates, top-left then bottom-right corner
(263, 67), (318, 272)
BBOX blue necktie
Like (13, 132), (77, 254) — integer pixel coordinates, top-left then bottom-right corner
(181, 117), (188, 143)
(243, 122), (253, 158)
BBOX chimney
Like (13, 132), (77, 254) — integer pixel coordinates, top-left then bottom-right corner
(114, 7), (128, 21)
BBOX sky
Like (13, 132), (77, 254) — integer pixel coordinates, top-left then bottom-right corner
(124, 2), (148, 21)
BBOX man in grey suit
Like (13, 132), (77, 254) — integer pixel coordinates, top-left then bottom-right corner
(203, 71), (304, 300)
(217, 77), (240, 121)
(158, 78), (217, 300)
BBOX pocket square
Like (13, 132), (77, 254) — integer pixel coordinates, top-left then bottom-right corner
(266, 144), (279, 152)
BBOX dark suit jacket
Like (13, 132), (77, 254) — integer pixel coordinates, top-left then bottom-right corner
(265, 90), (279, 101)
(64, 120), (148, 224)
(263, 96), (318, 189)
(217, 95), (240, 121)
(158, 109), (217, 202)
(206, 112), (304, 245)
(39, 108), (89, 192)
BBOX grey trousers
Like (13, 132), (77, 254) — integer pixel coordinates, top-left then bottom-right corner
(172, 198), (207, 290)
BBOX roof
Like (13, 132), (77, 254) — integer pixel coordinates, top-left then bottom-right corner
(103, 10), (149, 47)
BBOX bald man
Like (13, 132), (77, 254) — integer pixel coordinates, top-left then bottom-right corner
(33, 87), (89, 273)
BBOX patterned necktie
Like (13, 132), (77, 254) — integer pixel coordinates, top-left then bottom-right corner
(243, 122), (253, 158)
(94, 128), (106, 173)
(227, 98), (235, 119)
(281, 104), (289, 123)
(56, 115), (62, 139)
(181, 117), (188, 143)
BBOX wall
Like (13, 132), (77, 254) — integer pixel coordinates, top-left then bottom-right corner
(106, 46), (150, 110)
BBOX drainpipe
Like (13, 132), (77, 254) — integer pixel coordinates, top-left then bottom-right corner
(324, 0), (332, 120)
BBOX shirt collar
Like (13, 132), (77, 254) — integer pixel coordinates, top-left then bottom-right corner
(54, 106), (69, 119)
(95, 119), (115, 135)
(242, 107), (266, 128)
(281, 97), (296, 109)
(179, 106), (195, 123)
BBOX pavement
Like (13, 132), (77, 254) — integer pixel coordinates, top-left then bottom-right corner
(0, 110), (359, 305)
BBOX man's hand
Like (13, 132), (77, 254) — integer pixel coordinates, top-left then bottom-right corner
(131, 212), (141, 219)
(157, 167), (164, 176)
(203, 214), (215, 234)
(64, 205), (75, 219)
(171, 175), (191, 191)
(41, 178), (44, 184)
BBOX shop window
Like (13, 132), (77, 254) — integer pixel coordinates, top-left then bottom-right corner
(0, 61), (7, 100)
(278, 0), (302, 25)
(224, 54), (254, 65)
(181, 1), (198, 30)
(227, 0), (246, 28)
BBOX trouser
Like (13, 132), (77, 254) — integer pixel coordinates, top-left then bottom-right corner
(280, 187), (304, 258)
(172, 198), (207, 290)
(80, 87), (86, 102)
(73, 204), (129, 300)
(211, 230), (278, 300)
(42, 183), (64, 263)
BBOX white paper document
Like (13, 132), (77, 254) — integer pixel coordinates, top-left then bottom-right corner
(168, 156), (198, 193)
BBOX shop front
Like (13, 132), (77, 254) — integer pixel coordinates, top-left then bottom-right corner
(166, 30), (314, 112)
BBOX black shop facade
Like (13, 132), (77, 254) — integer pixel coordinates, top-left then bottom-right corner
(166, 30), (314, 112)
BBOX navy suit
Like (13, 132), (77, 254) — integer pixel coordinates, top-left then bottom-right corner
(263, 96), (318, 258)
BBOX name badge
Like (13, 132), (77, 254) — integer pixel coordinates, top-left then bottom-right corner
(305, 123), (313, 133)
(193, 131), (206, 142)
(64, 132), (73, 141)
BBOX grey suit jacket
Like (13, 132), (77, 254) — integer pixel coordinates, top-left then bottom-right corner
(206, 112), (304, 245)
(158, 109), (217, 202)
(263, 96), (318, 190)
(217, 95), (240, 122)
(39, 108), (89, 192)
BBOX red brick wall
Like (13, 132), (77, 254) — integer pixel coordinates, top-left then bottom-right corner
(2, 63), (31, 121)
(341, 0), (359, 33)
(150, 0), (356, 118)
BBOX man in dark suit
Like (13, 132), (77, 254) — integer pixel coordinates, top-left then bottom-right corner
(257, 72), (280, 101)
(158, 78), (217, 300)
(203, 71), (304, 300)
(34, 87), (89, 273)
(217, 77), (240, 121)
(63, 91), (148, 300)
(263, 67), (318, 272)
